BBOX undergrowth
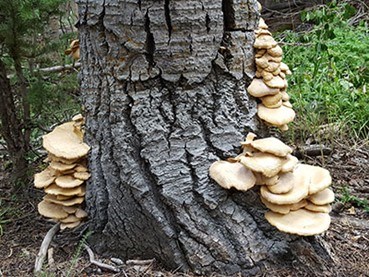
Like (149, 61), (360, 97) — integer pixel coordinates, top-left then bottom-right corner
(278, 1), (369, 143)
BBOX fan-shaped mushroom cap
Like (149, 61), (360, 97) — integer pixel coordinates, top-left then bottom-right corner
(38, 200), (68, 219)
(254, 35), (277, 49)
(43, 122), (90, 160)
(296, 164), (332, 194)
(309, 188), (335, 205)
(57, 195), (73, 201)
(74, 164), (88, 172)
(265, 209), (331, 236)
(61, 221), (81, 230)
(261, 93), (282, 108)
(60, 215), (80, 223)
(260, 166), (310, 204)
(265, 75), (286, 88)
(72, 114), (84, 122)
(272, 68), (281, 76)
(255, 173), (279, 186)
(34, 167), (56, 189)
(267, 45), (283, 57)
(281, 90), (290, 101)
(258, 17), (268, 29)
(62, 206), (79, 214)
(44, 194), (85, 206)
(268, 172), (295, 194)
(280, 62), (290, 72)
(209, 161), (256, 191)
(283, 101), (293, 108)
(73, 171), (91, 181)
(48, 153), (80, 165)
(55, 175), (84, 188)
(45, 183), (86, 197)
(250, 137), (292, 157)
(75, 208), (88, 218)
(280, 154), (299, 173)
(261, 71), (274, 81)
(265, 62), (281, 73)
(255, 29), (272, 37)
(305, 202), (332, 213)
(257, 104), (296, 126)
(247, 78), (280, 98)
(49, 161), (77, 172)
(240, 152), (285, 178)
(261, 197), (307, 214)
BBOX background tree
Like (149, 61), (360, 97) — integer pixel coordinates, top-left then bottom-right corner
(78, 0), (334, 275)
(0, 0), (79, 183)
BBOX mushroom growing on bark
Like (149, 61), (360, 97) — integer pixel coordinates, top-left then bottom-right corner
(209, 133), (334, 236)
(34, 115), (90, 230)
(64, 39), (80, 60)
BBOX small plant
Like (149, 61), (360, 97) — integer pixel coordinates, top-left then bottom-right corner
(66, 231), (93, 277)
(340, 186), (369, 213)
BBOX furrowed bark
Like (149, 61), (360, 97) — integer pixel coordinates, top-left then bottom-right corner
(77, 0), (334, 275)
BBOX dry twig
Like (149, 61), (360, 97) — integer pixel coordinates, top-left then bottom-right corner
(83, 244), (122, 274)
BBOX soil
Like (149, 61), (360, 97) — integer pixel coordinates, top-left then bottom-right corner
(0, 139), (368, 277)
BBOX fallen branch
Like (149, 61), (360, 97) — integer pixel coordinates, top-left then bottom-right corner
(37, 62), (81, 73)
(83, 244), (121, 273)
(34, 223), (60, 274)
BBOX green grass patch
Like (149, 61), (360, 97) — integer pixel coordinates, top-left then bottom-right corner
(278, 1), (369, 142)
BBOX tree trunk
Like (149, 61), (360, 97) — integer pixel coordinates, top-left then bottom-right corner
(77, 0), (334, 275)
(0, 60), (29, 181)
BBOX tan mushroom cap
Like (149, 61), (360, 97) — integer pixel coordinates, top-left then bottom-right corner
(240, 152), (285, 178)
(268, 172), (295, 194)
(283, 101), (293, 108)
(43, 122), (90, 160)
(258, 18), (268, 29)
(257, 104), (296, 126)
(280, 62), (290, 72)
(305, 202), (332, 213)
(34, 167), (56, 189)
(74, 164), (88, 172)
(308, 188), (335, 205)
(49, 161), (77, 172)
(265, 75), (286, 89)
(73, 171), (91, 181)
(260, 166), (309, 204)
(48, 153), (80, 165)
(254, 35), (277, 49)
(296, 164), (332, 194)
(278, 124), (289, 131)
(44, 194), (85, 207)
(261, 197), (307, 214)
(72, 114), (84, 122)
(38, 200), (68, 219)
(209, 161), (256, 191)
(265, 209), (331, 236)
(265, 62), (281, 73)
(57, 195), (73, 201)
(280, 154), (299, 173)
(255, 29), (272, 37)
(255, 173), (279, 186)
(62, 206), (79, 214)
(281, 90), (290, 101)
(261, 71), (274, 81)
(60, 221), (81, 230)
(60, 215), (81, 223)
(247, 78), (280, 98)
(250, 137), (292, 157)
(75, 208), (88, 219)
(267, 45), (283, 57)
(44, 183), (86, 197)
(55, 175), (84, 188)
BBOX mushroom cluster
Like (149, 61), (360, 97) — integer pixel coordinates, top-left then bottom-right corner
(209, 133), (334, 236)
(34, 114), (90, 230)
(64, 39), (80, 60)
(247, 6), (295, 130)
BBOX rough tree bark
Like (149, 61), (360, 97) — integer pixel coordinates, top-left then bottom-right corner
(77, 0), (334, 275)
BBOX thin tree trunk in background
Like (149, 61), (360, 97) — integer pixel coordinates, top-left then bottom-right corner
(0, 60), (28, 181)
(77, 0), (335, 275)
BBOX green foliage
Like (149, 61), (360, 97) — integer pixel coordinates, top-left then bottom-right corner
(279, 1), (369, 141)
(340, 186), (369, 213)
(66, 231), (93, 277)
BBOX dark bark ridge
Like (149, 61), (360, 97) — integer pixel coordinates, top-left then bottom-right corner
(77, 0), (334, 275)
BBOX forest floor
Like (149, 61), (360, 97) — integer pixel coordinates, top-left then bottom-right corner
(0, 139), (369, 277)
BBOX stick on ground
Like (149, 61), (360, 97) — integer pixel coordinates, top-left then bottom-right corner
(83, 244), (121, 273)
(34, 223), (60, 274)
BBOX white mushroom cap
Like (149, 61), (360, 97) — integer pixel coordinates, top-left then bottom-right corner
(43, 122), (90, 160)
(296, 164), (332, 194)
(261, 197), (307, 214)
(280, 154), (299, 173)
(250, 137), (292, 157)
(240, 152), (285, 178)
(308, 188), (335, 205)
(247, 78), (280, 98)
(257, 104), (296, 126)
(268, 172), (295, 194)
(265, 209), (331, 236)
(34, 167), (56, 189)
(260, 165), (310, 205)
(38, 200), (68, 219)
(55, 175), (84, 188)
(305, 202), (332, 213)
(209, 161), (256, 191)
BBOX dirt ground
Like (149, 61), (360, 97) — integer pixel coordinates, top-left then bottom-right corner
(0, 140), (368, 277)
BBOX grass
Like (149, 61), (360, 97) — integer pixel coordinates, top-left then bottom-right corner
(340, 186), (369, 213)
(278, 1), (369, 143)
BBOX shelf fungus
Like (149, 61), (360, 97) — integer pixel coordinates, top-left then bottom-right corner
(34, 115), (90, 230)
(247, 10), (294, 130)
(64, 39), (80, 60)
(209, 133), (334, 236)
